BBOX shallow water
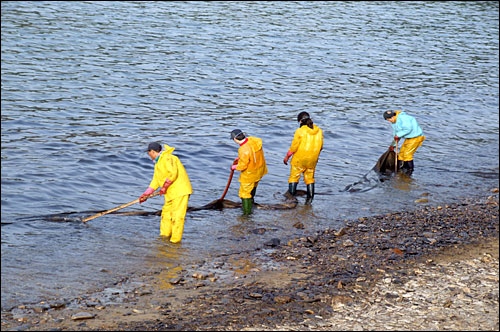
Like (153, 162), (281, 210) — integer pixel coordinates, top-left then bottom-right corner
(1, 1), (498, 310)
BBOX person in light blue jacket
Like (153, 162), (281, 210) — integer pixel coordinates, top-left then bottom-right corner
(383, 110), (426, 175)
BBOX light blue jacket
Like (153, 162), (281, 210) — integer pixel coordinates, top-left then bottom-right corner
(391, 111), (423, 146)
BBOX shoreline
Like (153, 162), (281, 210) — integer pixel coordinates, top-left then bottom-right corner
(2, 191), (498, 331)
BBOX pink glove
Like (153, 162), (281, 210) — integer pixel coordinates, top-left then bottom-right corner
(231, 164), (238, 171)
(159, 178), (173, 195)
(140, 187), (155, 203)
(283, 151), (293, 165)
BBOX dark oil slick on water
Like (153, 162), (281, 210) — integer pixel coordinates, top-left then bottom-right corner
(1, 2), (498, 310)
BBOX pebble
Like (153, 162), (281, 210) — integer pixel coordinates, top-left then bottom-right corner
(70, 312), (95, 320)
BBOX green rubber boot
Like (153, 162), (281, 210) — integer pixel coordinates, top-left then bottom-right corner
(242, 198), (253, 215)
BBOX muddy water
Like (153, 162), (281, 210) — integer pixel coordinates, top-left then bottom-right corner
(1, 2), (498, 310)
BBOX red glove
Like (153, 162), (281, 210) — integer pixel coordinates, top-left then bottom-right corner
(159, 178), (173, 195)
(283, 151), (293, 165)
(389, 146), (394, 152)
(140, 187), (155, 203)
(231, 164), (237, 171)
(394, 136), (400, 142)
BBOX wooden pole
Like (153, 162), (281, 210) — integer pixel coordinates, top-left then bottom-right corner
(394, 142), (398, 174)
(82, 191), (161, 223)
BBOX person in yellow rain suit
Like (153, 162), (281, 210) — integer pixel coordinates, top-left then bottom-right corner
(383, 110), (426, 176)
(230, 129), (268, 215)
(283, 111), (323, 204)
(139, 142), (192, 243)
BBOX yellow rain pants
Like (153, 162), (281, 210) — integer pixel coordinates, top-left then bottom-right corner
(289, 165), (317, 185)
(288, 124), (323, 185)
(236, 137), (267, 199)
(160, 194), (189, 243)
(239, 181), (259, 199)
(398, 136), (426, 162)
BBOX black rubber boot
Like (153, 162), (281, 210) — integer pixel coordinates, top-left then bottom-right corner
(305, 183), (315, 205)
(397, 160), (404, 171)
(288, 182), (298, 196)
(406, 160), (414, 176)
(242, 198), (253, 215)
(250, 186), (257, 204)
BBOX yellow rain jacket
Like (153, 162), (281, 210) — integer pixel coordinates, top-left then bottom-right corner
(289, 124), (323, 169)
(236, 137), (268, 183)
(149, 145), (192, 202)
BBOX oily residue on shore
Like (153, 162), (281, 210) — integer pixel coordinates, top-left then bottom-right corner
(2, 192), (498, 331)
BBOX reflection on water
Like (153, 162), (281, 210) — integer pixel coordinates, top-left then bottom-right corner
(153, 239), (184, 290)
(392, 174), (417, 192)
(1, 1), (498, 310)
(228, 257), (258, 277)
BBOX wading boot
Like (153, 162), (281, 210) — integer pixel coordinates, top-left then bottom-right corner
(406, 160), (414, 176)
(305, 183), (315, 205)
(285, 182), (298, 200)
(250, 187), (257, 205)
(242, 198), (253, 215)
(288, 182), (298, 195)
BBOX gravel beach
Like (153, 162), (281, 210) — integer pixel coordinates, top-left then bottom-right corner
(2, 190), (498, 331)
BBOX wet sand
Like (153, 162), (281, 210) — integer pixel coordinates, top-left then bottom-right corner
(1, 190), (498, 331)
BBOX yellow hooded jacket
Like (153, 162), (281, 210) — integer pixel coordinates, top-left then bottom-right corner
(289, 124), (323, 169)
(149, 145), (193, 202)
(236, 137), (268, 183)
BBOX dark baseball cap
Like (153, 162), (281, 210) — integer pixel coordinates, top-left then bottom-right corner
(230, 129), (245, 140)
(146, 142), (162, 152)
(383, 110), (396, 120)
